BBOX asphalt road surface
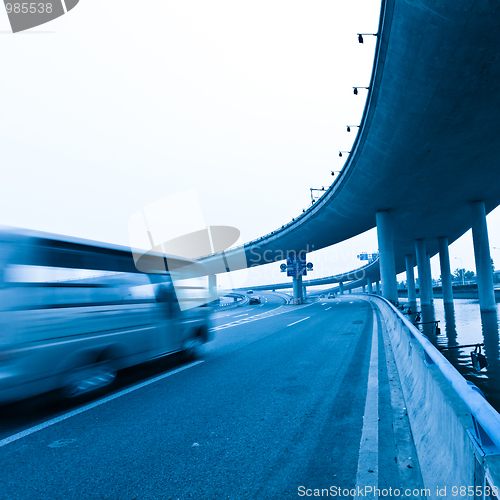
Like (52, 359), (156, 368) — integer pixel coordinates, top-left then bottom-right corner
(0, 293), (424, 499)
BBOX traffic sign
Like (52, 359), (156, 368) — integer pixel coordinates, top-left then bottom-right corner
(287, 254), (307, 277)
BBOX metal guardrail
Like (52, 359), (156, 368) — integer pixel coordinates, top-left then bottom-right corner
(214, 293), (249, 309)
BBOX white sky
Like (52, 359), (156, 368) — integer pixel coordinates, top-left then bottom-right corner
(1, 1), (499, 288)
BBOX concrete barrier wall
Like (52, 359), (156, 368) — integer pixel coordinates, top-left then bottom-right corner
(371, 296), (500, 499)
(214, 293), (249, 309)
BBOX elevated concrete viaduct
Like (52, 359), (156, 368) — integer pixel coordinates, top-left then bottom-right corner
(199, 0), (500, 311)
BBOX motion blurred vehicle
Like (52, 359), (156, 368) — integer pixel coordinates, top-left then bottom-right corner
(0, 227), (212, 404)
(249, 296), (261, 305)
(246, 290), (253, 294)
(328, 293), (336, 298)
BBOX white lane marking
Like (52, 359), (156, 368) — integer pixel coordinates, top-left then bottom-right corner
(0, 361), (204, 449)
(355, 311), (379, 494)
(234, 314), (248, 318)
(210, 299), (320, 332)
(210, 304), (284, 329)
(325, 307), (332, 311)
(287, 316), (310, 327)
(321, 303), (327, 306)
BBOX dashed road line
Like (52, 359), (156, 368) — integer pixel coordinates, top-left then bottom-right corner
(287, 317), (310, 327)
(210, 299), (320, 332)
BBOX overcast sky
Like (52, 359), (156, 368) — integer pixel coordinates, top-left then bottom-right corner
(1, 1), (499, 287)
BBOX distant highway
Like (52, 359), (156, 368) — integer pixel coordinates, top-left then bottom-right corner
(0, 293), (423, 499)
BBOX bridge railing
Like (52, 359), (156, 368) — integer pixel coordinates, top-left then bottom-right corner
(213, 293), (249, 309)
(371, 295), (500, 495)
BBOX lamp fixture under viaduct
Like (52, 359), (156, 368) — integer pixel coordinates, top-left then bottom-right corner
(357, 33), (377, 44)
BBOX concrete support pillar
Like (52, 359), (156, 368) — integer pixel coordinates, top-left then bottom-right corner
(349, 288), (352, 294)
(376, 211), (398, 302)
(471, 201), (496, 311)
(415, 240), (432, 306)
(362, 284), (366, 293)
(405, 255), (417, 305)
(438, 237), (454, 305)
(303, 286), (307, 299)
(367, 281), (373, 294)
(339, 281), (344, 295)
(293, 275), (303, 304)
(426, 254), (434, 300)
(376, 281), (381, 295)
(208, 274), (217, 302)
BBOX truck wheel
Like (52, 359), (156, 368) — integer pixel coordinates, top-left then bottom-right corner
(61, 360), (117, 399)
(181, 338), (203, 361)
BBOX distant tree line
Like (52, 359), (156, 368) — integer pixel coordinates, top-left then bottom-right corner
(397, 258), (499, 288)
